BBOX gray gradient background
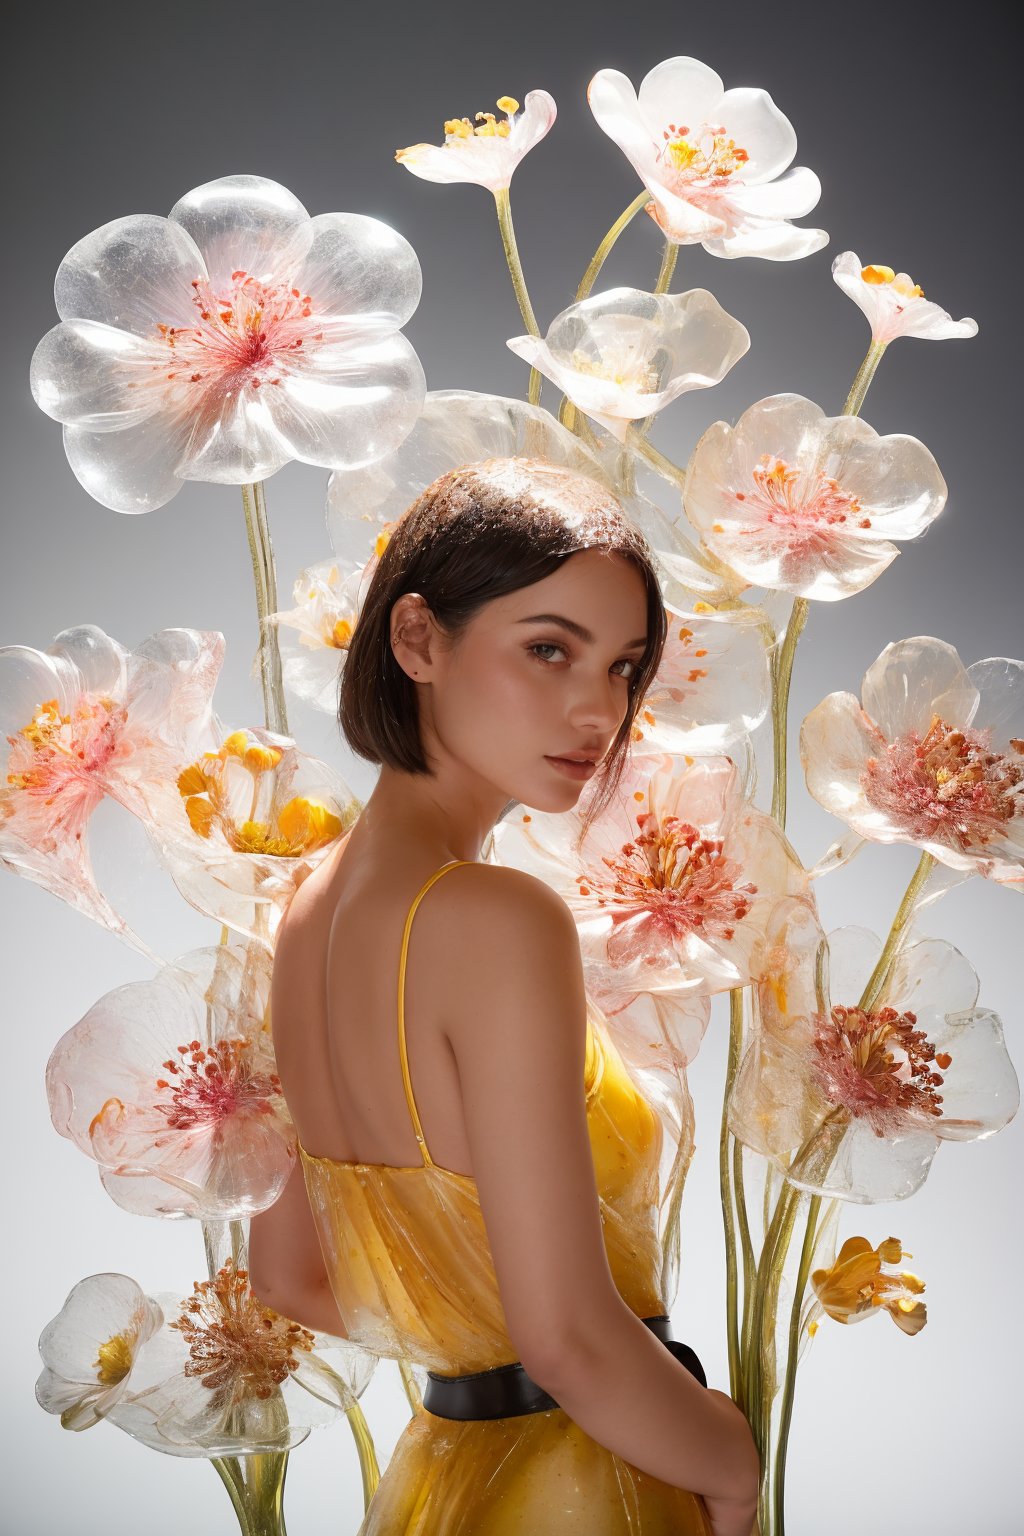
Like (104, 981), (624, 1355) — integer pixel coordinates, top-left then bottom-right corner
(2, 2), (1019, 1532)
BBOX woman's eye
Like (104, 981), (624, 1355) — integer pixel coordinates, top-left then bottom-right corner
(613, 657), (640, 682)
(529, 641), (568, 663)
(529, 643), (639, 681)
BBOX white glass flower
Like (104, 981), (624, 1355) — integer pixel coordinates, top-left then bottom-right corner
(261, 555), (378, 715)
(729, 898), (1019, 1202)
(36, 1273), (163, 1430)
(104, 1260), (377, 1456)
(0, 624), (223, 958)
(801, 637), (1024, 886)
(494, 753), (808, 1006)
(832, 252), (978, 344)
(684, 394), (948, 599)
(46, 941), (294, 1220)
(147, 725), (359, 945)
(30, 175), (426, 511)
(588, 57), (827, 259)
(506, 286), (750, 440)
(395, 92), (556, 191)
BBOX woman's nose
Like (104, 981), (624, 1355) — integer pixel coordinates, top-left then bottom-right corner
(568, 670), (624, 733)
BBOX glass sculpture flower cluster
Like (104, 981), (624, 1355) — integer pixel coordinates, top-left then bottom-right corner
(11, 51), (1011, 1536)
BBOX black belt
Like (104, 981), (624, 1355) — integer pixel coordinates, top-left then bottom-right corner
(422, 1314), (707, 1421)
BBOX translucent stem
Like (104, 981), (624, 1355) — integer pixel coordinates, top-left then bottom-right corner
(575, 190), (652, 303)
(858, 850), (936, 1013)
(733, 1135), (756, 1413)
(842, 340), (888, 418)
(346, 1399), (381, 1512)
(772, 1195), (822, 1536)
(493, 188), (542, 406)
(769, 598), (810, 830)
(397, 1358), (423, 1416)
(241, 482), (290, 737)
(720, 988), (744, 1401)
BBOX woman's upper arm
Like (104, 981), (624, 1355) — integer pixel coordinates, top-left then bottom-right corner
(445, 866), (626, 1381)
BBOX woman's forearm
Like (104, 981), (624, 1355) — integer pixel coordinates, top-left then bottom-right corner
(248, 1273), (350, 1340)
(529, 1306), (759, 1510)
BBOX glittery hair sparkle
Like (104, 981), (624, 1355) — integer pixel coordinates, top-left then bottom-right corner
(339, 455), (667, 842)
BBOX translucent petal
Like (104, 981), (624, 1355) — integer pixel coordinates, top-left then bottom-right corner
(800, 691), (887, 824)
(926, 1006), (1020, 1139)
(634, 56), (726, 141)
(714, 86), (798, 183)
(54, 214), (206, 336)
(861, 636), (977, 741)
(966, 657), (1024, 742)
(282, 212), (422, 327)
(63, 413), (194, 512)
(168, 174), (310, 289)
(725, 165), (820, 219)
(265, 330), (426, 470)
(30, 320), (171, 431)
(703, 220), (829, 261)
(787, 1115), (939, 1203)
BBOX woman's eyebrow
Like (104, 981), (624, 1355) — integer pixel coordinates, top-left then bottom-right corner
(516, 613), (648, 649)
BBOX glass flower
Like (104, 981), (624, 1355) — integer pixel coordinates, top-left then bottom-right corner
(684, 394), (947, 599)
(588, 57), (827, 259)
(0, 624), (223, 957)
(30, 174), (426, 512)
(46, 940), (295, 1220)
(261, 554), (380, 715)
(631, 595), (771, 758)
(147, 726), (359, 944)
(506, 286), (749, 441)
(806, 1235), (927, 1336)
(800, 637), (1024, 886)
(494, 753), (808, 1006)
(36, 1273), (164, 1431)
(395, 92), (556, 191)
(728, 897), (1019, 1202)
(832, 251), (978, 345)
(103, 1259), (377, 1456)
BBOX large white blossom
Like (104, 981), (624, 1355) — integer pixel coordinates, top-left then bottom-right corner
(30, 175), (425, 511)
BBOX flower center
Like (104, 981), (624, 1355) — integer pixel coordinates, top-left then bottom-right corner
(176, 730), (343, 856)
(812, 1002), (951, 1131)
(94, 1330), (135, 1386)
(148, 1036), (282, 1132)
(155, 271), (323, 391)
(2, 694), (130, 839)
(861, 264), (925, 299)
(727, 454), (871, 538)
(577, 810), (757, 942)
(862, 714), (1024, 852)
(567, 346), (661, 395)
(658, 121), (750, 190)
(170, 1262), (315, 1404)
(444, 95), (519, 141)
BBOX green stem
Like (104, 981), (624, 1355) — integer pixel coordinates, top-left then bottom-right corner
(575, 190), (652, 303)
(770, 598), (810, 830)
(733, 1134), (756, 1410)
(493, 188), (542, 406)
(842, 339), (888, 418)
(241, 1452), (289, 1536)
(346, 1400), (381, 1513)
(719, 988), (744, 1401)
(211, 1456), (253, 1536)
(772, 1195), (822, 1536)
(652, 238), (678, 297)
(858, 850), (936, 1013)
(241, 482), (289, 737)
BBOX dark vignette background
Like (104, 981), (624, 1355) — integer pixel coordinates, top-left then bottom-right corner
(2, 3), (1020, 1532)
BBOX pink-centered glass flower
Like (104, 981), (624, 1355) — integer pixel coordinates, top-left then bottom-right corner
(588, 57), (827, 259)
(147, 726), (360, 946)
(36, 1273), (164, 1431)
(832, 251), (978, 345)
(395, 92), (556, 191)
(631, 595), (771, 758)
(46, 940), (293, 1220)
(102, 1259), (376, 1456)
(494, 753), (808, 1006)
(0, 625), (223, 958)
(728, 897), (1019, 1202)
(30, 175), (426, 512)
(506, 286), (749, 440)
(684, 394), (947, 599)
(801, 637), (1024, 886)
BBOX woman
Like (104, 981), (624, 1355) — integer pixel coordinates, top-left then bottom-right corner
(248, 457), (760, 1535)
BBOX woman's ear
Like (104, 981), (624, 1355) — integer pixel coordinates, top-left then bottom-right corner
(390, 592), (435, 680)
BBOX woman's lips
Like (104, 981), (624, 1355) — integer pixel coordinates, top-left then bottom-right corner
(545, 755), (597, 781)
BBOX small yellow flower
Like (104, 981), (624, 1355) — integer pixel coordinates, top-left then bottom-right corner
(811, 1234), (927, 1336)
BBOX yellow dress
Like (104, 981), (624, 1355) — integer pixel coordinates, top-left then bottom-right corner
(298, 860), (711, 1535)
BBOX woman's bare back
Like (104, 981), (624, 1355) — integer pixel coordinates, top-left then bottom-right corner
(270, 826), (476, 1176)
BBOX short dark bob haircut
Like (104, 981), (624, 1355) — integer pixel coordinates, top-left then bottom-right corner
(338, 456), (668, 843)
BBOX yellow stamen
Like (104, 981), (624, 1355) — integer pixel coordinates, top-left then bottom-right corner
(861, 263), (925, 299)
(496, 95), (519, 114)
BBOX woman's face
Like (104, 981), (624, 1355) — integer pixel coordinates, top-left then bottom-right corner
(415, 548), (651, 813)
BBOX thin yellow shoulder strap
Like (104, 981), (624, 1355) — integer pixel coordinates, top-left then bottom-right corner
(397, 859), (472, 1168)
